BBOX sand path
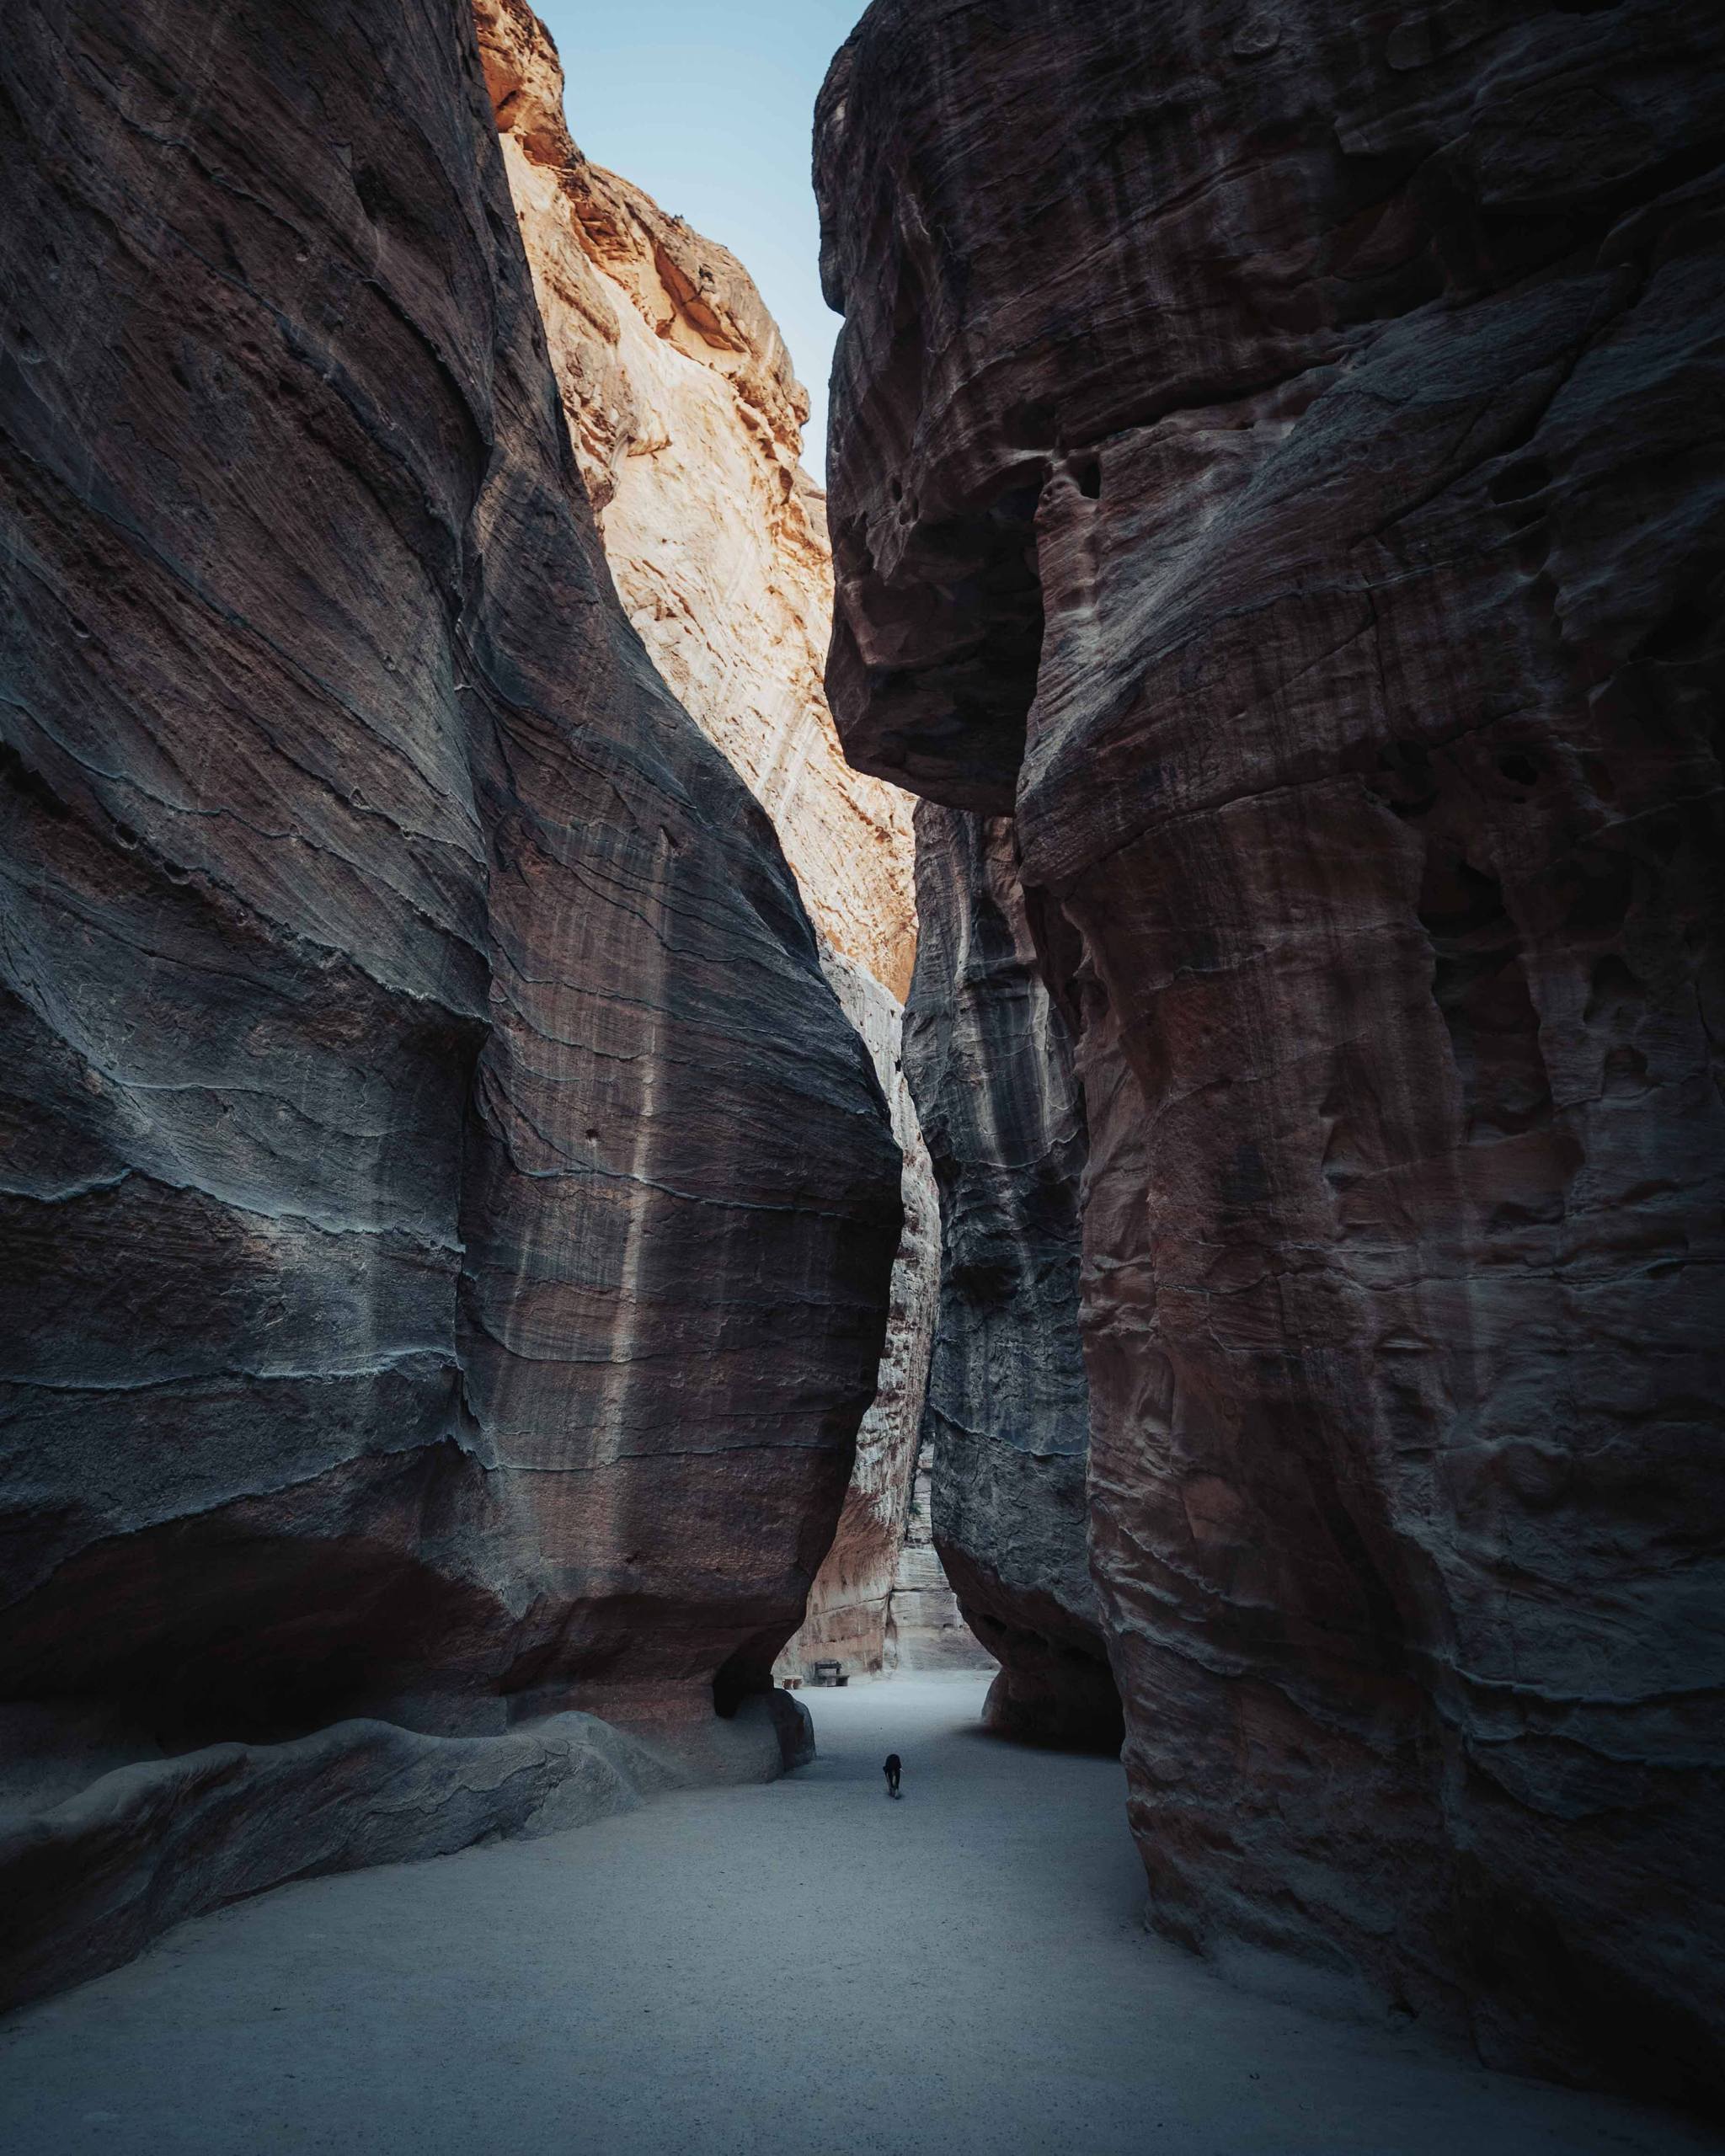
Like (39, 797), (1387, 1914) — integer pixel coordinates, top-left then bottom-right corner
(1, 1673), (1716, 2154)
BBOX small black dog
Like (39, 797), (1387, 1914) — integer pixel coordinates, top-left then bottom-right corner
(884, 1752), (902, 1798)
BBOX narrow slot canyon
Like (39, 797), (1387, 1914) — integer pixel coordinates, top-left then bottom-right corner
(2, 0), (1722, 2150)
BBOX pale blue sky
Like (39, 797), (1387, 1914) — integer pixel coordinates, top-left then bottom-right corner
(531, 1), (869, 482)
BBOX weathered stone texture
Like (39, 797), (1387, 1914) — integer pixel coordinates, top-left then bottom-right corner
(475, 0), (916, 1000)
(0, 0), (900, 1874)
(775, 950), (941, 1682)
(884, 1435), (996, 1676)
(819, 0), (1725, 2100)
(903, 805), (1118, 1741)
(470, 1), (933, 1690)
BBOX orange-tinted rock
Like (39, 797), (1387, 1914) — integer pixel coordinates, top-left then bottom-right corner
(818, 0), (1725, 2101)
(473, 0), (934, 1685)
(774, 953), (942, 1681)
(475, 0), (916, 1001)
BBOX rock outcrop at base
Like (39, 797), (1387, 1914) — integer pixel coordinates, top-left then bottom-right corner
(817, 0), (1725, 2102)
(903, 807), (1117, 1742)
(0, 1685), (810, 2016)
(0, 0), (900, 1963)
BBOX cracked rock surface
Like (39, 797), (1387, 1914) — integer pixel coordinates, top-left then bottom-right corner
(818, 0), (1725, 2101)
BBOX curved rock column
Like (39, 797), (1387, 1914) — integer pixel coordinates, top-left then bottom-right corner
(0, 0), (899, 1826)
(776, 953), (943, 1679)
(816, 0), (1725, 2100)
(476, 0), (941, 1683)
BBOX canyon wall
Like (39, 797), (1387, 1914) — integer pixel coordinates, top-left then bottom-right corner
(818, 0), (1725, 2103)
(903, 806), (1116, 1737)
(475, 0), (944, 1682)
(775, 953), (942, 1680)
(0, 0), (900, 1999)
(474, 0), (915, 1000)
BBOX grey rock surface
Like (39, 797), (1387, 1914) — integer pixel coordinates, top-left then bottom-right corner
(0, 0), (899, 1992)
(903, 807), (1119, 1744)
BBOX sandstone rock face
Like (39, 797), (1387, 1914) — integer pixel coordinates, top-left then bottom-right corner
(474, 0), (935, 1688)
(0, 0), (900, 1898)
(884, 1434), (996, 1676)
(903, 806), (1117, 1739)
(475, 0), (916, 1000)
(775, 952), (940, 1682)
(819, 0), (1725, 2101)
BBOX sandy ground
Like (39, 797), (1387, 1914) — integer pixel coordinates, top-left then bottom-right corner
(1, 1673), (1717, 2156)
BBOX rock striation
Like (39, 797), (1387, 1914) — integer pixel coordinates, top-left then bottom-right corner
(818, 0), (1725, 2104)
(903, 806), (1117, 1738)
(473, 0), (935, 1686)
(884, 1432), (997, 1676)
(774, 953), (942, 1681)
(474, 0), (916, 1000)
(0, 0), (900, 2001)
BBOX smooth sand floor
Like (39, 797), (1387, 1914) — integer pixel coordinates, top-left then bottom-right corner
(1, 1673), (1717, 2156)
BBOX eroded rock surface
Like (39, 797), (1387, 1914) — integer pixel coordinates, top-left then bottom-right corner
(475, 0), (915, 1000)
(0, 0), (900, 1977)
(884, 1433), (997, 1676)
(775, 952), (941, 1682)
(475, 0), (937, 1686)
(818, 0), (1725, 2100)
(903, 807), (1116, 1739)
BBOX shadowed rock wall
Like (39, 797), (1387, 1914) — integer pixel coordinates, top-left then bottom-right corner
(903, 805), (1117, 1742)
(0, 0), (899, 1822)
(817, 0), (1725, 2101)
(775, 950), (941, 1680)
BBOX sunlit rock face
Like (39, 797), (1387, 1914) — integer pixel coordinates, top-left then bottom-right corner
(817, 0), (1725, 2101)
(775, 953), (942, 1681)
(0, 0), (900, 1809)
(477, 0), (937, 1681)
(475, 0), (916, 1002)
(903, 807), (1118, 1743)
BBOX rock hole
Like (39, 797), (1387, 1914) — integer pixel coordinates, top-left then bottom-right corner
(353, 163), (393, 221)
(1488, 457), (1551, 505)
(1418, 849), (1553, 1141)
(0, 741), (72, 820)
(1557, 848), (1633, 937)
